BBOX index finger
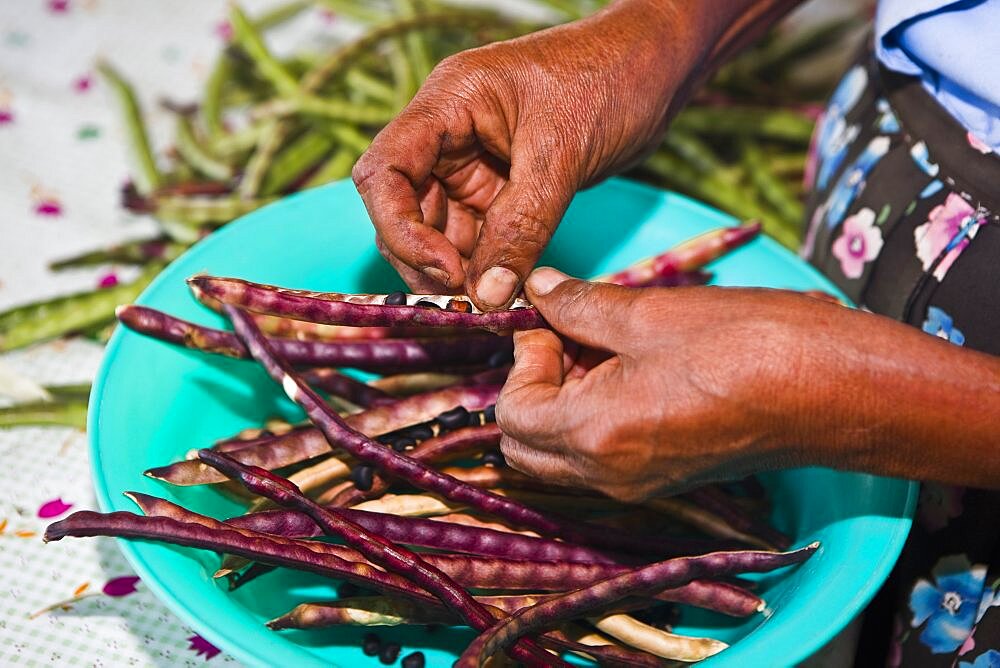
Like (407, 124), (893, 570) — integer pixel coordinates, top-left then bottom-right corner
(352, 102), (472, 290)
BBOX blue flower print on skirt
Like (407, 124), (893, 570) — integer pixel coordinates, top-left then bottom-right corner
(910, 554), (986, 654)
(815, 65), (868, 190)
(922, 306), (966, 345)
(823, 134), (891, 228)
(960, 649), (1000, 668)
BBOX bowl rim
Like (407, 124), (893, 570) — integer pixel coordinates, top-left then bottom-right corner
(89, 178), (918, 667)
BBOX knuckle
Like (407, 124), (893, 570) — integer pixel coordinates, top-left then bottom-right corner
(495, 385), (539, 439)
(550, 280), (593, 324)
(351, 153), (375, 193)
(506, 210), (552, 253)
(493, 392), (516, 431)
(498, 436), (533, 473)
(571, 423), (607, 460)
(374, 236), (395, 262)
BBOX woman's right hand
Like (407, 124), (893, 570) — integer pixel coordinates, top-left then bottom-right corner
(352, 0), (713, 310)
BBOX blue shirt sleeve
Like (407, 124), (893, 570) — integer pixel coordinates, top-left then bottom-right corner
(875, 0), (1000, 152)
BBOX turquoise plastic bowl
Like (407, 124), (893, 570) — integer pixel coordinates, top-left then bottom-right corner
(90, 177), (916, 667)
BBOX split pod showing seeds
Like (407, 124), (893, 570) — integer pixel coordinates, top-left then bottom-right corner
(188, 276), (546, 333)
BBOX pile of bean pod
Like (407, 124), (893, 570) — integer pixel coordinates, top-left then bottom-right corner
(0, 1), (859, 371)
(46, 224), (823, 666)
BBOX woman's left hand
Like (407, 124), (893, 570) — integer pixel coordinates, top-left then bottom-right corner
(495, 268), (815, 501)
(496, 267), (1000, 499)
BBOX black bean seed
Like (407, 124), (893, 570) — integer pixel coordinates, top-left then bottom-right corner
(488, 350), (513, 368)
(384, 291), (407, 305)
(414, 299), (441, 309)
(401, 651), (426, 668)
(404, 424), (435, 441)
(436, 406), (471, 430)
(362, 633), (381, 656)
(483, 404), (496, 423)
(391, 436), (415, 452)
(482, 451), (505, 467)
(378, 642), (401, 664)
(350, 465), (374, 491)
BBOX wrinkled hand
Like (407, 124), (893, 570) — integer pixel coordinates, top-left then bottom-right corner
(353, 1), (703, 310)
(495, 269), (819, 502)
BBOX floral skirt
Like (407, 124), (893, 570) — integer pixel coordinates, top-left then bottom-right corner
(802, 45), (1000, 666)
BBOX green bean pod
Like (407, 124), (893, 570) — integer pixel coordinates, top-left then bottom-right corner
(0, 400), (88, 430)
(49, 237), (187, 269)
(97, 61), (162, 194)
(672, 106), (815, 144)
(260, 127), (336, 196)
(228, 4), (299, 96)
(174, 115), (234, 182)
(0, 264), (162, 351)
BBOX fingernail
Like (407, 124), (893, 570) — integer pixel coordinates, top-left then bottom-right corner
(475, 266), (519, 308)
(422, 267), (450, 285)
(526, 267), (569, 296)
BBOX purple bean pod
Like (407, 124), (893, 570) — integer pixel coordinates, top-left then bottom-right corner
(191, 276), (546, 333)
(195, 288), (442, 341)
(223, 304), (738, 558)
(45, 506), (654, 667)
(117, 305), (511, 372)
(267, 596), (457, 629)
(685, 486), (791, 550)
(213, 424), (315, 454)
(45, 511), (448, 602)
(439, 465), (591, 497)
(267, 597), (668, 667)
(197, 449), (562, 668)
(327, 424), (503, 507)
(146, 384), (500, 485)
(456, 542), (818, 667)
(297, 369), (394, 407)
(644, 269), (712, 287)
(129, 493), (762, 616)
(596, 221), (761, 287)
(226, 504), (619, 563)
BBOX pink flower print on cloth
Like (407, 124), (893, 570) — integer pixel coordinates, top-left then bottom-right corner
(0, 87), (14, 125)
(967, 132), (993, 155)
(914, 194), (986, 281)
(186, 634), (221, 660)
(831, 208), (883, 279)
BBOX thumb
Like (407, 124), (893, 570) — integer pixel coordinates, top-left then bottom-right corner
(466, 135), (577, 311)
(524, 267), (641, 352)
